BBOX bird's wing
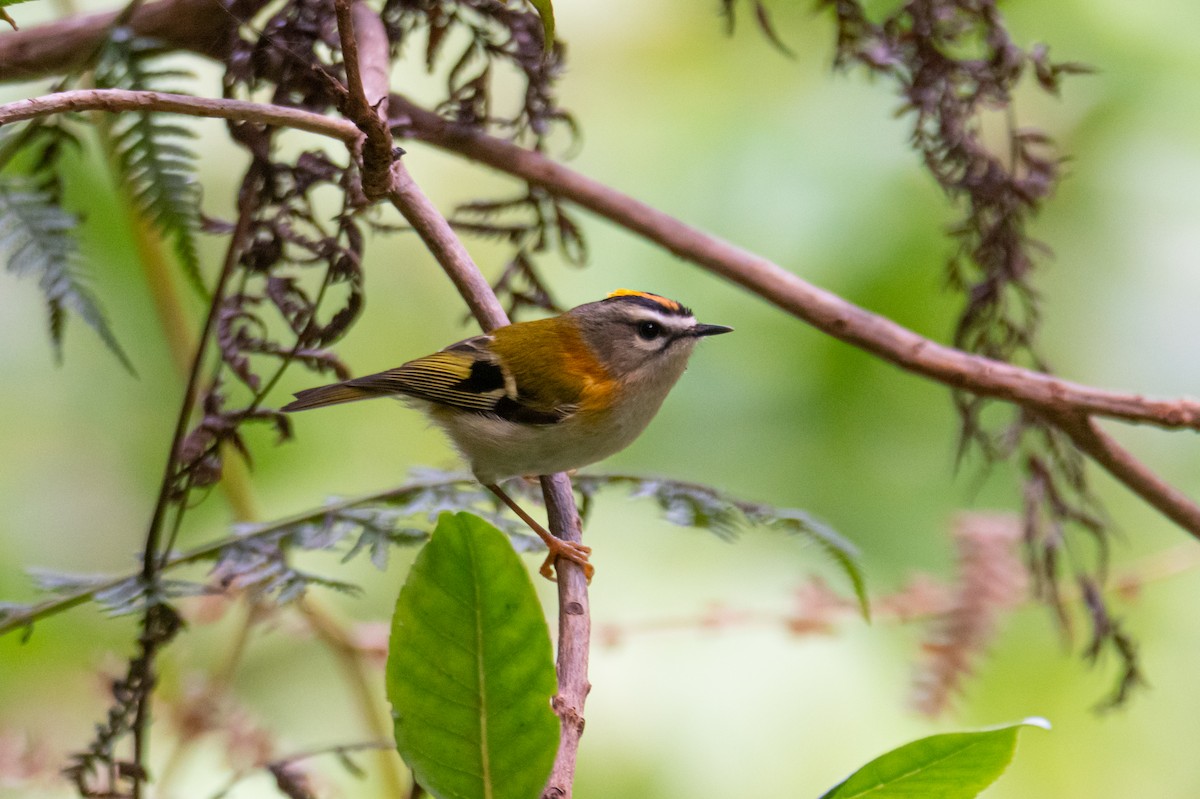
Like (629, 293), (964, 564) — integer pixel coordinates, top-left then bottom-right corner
(345, 339), (506, 412)
(283, 334), (573, 424)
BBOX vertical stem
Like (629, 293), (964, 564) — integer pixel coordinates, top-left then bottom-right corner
(386, 160), (591, 798)
(333, 0), (394, 198)
(129, 165), (263, 796)
(541, 474), (590, 797)
(140, 169), (261, 578)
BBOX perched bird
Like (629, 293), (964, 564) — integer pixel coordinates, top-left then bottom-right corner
(283, 290), (732, 580)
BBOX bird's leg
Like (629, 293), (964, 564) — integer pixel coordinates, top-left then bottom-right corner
(486, 483), (593, 582)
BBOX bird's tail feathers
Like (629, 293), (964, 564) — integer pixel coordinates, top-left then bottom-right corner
(282, 383), (377, 412)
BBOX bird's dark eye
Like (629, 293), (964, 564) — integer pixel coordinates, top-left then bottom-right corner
(637, 321), (663, 341)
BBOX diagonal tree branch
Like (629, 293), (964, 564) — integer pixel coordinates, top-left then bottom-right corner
(385, 94), (1200, 434)
(383, 93), (1200, 543)
(5, 7), (1199, 431)
(0, 0), (263, 81)
(1049, 412), (1200, 534)
(3, 3), (1198, 774)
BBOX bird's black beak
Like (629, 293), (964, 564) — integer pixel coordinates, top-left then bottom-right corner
(689, 323), (734, 337)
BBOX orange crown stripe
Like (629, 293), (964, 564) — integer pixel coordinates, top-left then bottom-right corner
(606, 289), (684, 313)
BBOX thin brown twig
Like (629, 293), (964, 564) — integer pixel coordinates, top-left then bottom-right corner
(385, 95), (1200, 433)
(1051, 412), (1200, 534)
(540, 474), (590, 797)
(124, 162), (264, 799)
(332, 0), (394, 198)
(590, 536), (1200, 643)
(0, 0), (256, 81)
(0, 89), (361, 142)
(2, 3), (1197, 784)
(6, 6), (1199, 544)
(0, 475), (481, 637)
(6, 0), (1200, 435)
(140, 165), (261, 576)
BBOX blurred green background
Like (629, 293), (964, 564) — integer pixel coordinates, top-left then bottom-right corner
(3, 0), (1200, 796)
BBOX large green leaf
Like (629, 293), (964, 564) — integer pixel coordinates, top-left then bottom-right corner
(387, 512), (558, 799)
(819, 718), (1050, 799)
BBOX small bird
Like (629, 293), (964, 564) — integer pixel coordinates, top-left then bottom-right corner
(282, 290), (732, 580)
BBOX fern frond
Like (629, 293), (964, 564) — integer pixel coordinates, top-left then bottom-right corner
(96, 31), (204, 294)
(573, 474), (868, 615)
(0, 176), (133, 369)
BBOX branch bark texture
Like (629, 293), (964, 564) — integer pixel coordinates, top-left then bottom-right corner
(333, 0), (394, 198)
(386, 94), (1200, 434)
(4, 5), (1197, 435)
(0, 89), (361, 141)
(0, 0), (256, 81)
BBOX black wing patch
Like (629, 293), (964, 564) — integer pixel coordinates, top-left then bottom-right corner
(451, 360), (506, 395)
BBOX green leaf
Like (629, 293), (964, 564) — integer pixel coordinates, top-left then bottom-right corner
(819, 718), (1050, 799)
(574, 474), (871, 620)
(387, 512), (558, 799)
(526, 0), (555, 53)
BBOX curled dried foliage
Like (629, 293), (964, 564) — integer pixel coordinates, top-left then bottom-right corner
(381, 0), (571, 142)
(1080, 578), (1146, 710)
(172, 122), (362, 503)
(226, 0), (345, 114)
(63, 604), (183, 798)
(911, 513), (1027, 717)
(452, 186), (587, 318)
(381, 1), (584, 316)
(819, 0), (1079, 392)
(60, 13), (372, 792)
(720, 0), (796, 57)
(818, 0), (1135, 701)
